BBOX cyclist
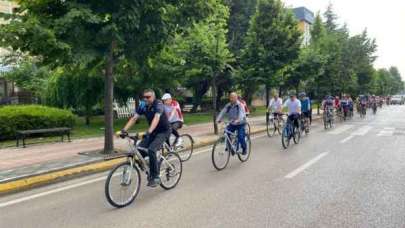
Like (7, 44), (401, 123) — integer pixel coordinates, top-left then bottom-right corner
(348, 95), (354, 115)
(162, 93), (184, 147)
(217, 92), (247, 155)
(283, 93), (301, 133)
(334, 96), (341, 114)
(118, 89), (171, 187)
(268, 93), (283, 120)
(299, 92), (311, 123)
(238, 96), (250, 116)
(322, 95), (335, 118)
(340, 95), (350, 119)
(359, 95), (368, 114)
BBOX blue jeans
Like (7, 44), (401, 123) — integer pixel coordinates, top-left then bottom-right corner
(227, 124), (247, 153)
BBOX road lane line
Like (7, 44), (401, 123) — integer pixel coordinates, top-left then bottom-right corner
(328, 125), (354, 135)
(0, 133), (268, 208)
(0, 176), (107, 208)
(352, 126), (373, 136)
(284, 152), (329, 179)
(340, 135), (354, 143)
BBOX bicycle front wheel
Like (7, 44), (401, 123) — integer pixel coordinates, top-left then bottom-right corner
(212, 137), (230, 171)
(105, 161), (141, 208)
(245, 123), (251, 136)
(281, 127), (290, 149)
(293, 126), (301, 144)
(267, 118), (275, 137)
(238, 135), (251, 162)
(160, 152), (182, 190)
(175, 134), (194, 162)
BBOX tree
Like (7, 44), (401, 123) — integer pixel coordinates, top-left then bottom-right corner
(1, 0), (216, 153)
(241, 0), (302, 105)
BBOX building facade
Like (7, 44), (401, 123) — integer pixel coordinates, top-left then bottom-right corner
(293, 7), (314, 46)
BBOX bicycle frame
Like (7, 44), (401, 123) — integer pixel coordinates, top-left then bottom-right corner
(222, 126), (239, 153)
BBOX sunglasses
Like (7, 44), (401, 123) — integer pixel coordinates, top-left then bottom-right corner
(143, 95), (152, 99)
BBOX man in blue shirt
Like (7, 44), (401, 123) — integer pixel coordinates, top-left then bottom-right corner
(299, 92), (311, 122)
(118, 89), (171, 187)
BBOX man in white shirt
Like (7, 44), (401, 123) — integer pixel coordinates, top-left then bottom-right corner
(283, 94), (301, 131)
(268, 94), (283, 115)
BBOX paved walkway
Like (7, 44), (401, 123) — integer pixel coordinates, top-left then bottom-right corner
(0, 116), (268, 182)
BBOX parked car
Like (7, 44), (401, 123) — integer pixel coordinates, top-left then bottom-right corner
(390, 95), (404, 105)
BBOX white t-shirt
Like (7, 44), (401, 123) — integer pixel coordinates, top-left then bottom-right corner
(284, 98), (301, 115)
(268, 98), (283, 112)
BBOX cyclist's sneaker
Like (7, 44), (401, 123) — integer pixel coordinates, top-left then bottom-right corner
(147, 177), (161, 188)
(242, 149), (247, 155)
(175, 137), (183, 148)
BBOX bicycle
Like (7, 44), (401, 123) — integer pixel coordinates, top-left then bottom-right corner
(165, 133), (194, 162)
(212, 123), (252, 171)
(266, 112), (285, 137)
(105, 133), (182, 208)
(299, 113), (310, 135)
(281, 115), (300, 149)
(323, 108), (334, 130)
(359, 104), (367, 119)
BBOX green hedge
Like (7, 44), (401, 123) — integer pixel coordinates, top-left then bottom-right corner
(0, 105), (76, 140)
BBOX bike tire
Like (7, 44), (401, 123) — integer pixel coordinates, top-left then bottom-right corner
(277, 118), (285, 135)
(267, 118), (275, 137)
(245, 122), (251, 136)
(175, 134), (194, 162)
(105, 161), (141, 208)
(160, 152), (182, 190)
(293, 126), (301, 144)
(212, 137), (231, 171)
(281, 127), (290, 149)
(237, 135), (251, 162)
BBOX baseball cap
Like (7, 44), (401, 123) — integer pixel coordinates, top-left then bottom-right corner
(161, 93), (172, 100)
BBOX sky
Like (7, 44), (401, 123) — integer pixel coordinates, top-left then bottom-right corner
(283, 0), (405, 79)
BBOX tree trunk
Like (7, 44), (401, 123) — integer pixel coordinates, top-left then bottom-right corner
(212, 74), (218, 135)
(265, 84), (270, 109)
(103, 41), (116, 154)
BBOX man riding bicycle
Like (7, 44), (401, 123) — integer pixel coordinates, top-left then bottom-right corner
(216, 92), (247, 155)
(340, 95), (350, 119)
(268, 93), (283, 119)
(284, 93), (301, 133)
(299, 92), (311, 121)
(118, 89), (171, 188)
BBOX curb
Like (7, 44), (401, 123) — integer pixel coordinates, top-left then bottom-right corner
(0, 127), (268, 195)
(0, 115), (323, 195)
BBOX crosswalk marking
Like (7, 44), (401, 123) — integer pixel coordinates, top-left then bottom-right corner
(352, 126), (373, 136)
(328, 125), (355, 135)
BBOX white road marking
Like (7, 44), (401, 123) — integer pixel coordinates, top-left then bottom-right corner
(0, 133), (268, 208)
(328, 125), (354, 135)
(0, 176), (106, 208)
(352, 126), (373, 136)
(377, 129), (394, 137)
(284, 152), (329, 179)
(340, 135), (354, 143)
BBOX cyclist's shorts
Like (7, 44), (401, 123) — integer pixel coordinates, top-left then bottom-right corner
(302, 111), (311, 118)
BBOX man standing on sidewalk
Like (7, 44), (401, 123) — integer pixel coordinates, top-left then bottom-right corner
(118, 89), (171, 187)
(216, 92), (247, 155)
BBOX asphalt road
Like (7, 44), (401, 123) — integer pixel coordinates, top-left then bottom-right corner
(1, 105), (405, 228)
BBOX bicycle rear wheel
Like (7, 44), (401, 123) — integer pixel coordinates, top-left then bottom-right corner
(238, 135), (251, 162)
(160, 152), (182, 190)
(105, 161), (141, 208)
(245, 123), (251, 136)
(174, 134), (194, 162)
(212, 137), (230, 171)
(293, 126), (301, 144)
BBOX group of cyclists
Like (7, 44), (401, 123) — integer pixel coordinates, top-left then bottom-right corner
(115, 88), (388, 188)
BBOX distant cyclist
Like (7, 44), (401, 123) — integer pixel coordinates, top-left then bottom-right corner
(268, 93), (283, 119)
(340, 95), (350, 119)
(238, 96), (250, 117)
(283, 93), (301, 133)
(299, 92), (311, 124)
(162, 93), (184, 147)
(217, 92), (247, 155)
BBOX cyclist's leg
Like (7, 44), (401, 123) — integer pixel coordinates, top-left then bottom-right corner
(147, 131), (171, 182)
(237, 123), (247, 154)
(226, 124), (237, 152)
(170, 121), (183, 144)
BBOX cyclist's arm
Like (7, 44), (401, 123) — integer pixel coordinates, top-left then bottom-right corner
(147, 113), (160, 134)
(216, 106), (227, 123)
(122, 114), (139, 132)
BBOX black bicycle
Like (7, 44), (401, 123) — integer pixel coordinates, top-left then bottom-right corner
(281, 116), (300, 149)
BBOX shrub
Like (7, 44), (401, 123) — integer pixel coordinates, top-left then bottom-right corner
(0, 105), (76, 140)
